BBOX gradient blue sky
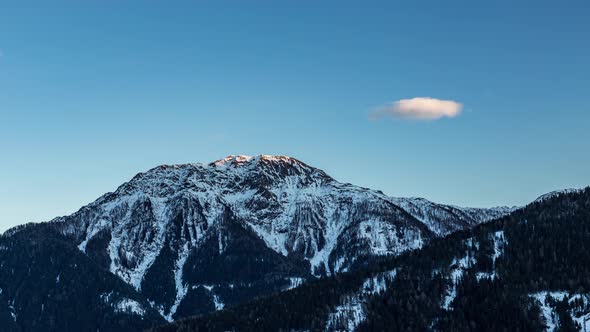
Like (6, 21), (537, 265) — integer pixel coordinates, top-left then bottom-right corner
(1, 1), (589, 231)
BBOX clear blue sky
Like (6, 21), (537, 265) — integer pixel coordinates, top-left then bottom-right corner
(1, 1), (589, 231)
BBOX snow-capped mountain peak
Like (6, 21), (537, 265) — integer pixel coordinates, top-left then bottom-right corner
(212, 154), (254, 166)
(211, 154), (305, 167)
(42, 155), (516, 321)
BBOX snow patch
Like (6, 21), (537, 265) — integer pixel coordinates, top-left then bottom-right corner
(100, 292), (145, 316)
(442, 252), (475, 310)
(285, 277), (305, 291)
(8, 301), (16, 322)
(78, 219), (109, 253)
(492, 230), (506, 263)
(325, 269), (397, 331)
(358, 219), (423, 256)
(114, 298), (146, 316)
(213, 294), (225, 311)
(163, 242), (191, 322)
(326, 297), (366, 332)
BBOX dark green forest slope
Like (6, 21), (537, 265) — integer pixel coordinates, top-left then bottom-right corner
(0, 224), (165, 332)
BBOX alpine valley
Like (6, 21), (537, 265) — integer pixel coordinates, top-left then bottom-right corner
(4, 155), (581, 332)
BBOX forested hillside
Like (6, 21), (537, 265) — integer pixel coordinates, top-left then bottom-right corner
(0, 224), (164, 332)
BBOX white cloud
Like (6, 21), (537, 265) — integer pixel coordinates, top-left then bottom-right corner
(371, 97), (463, 120)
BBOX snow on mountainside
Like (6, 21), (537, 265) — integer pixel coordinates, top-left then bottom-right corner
(36, 155), (514, 321)
(533, 188), (584, 204)
(390, 197), (515, 236)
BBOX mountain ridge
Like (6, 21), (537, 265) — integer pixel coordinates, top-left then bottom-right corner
(1, 155), (517, 324)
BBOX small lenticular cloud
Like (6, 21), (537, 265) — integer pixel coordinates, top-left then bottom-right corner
(371, 97), (463, 121)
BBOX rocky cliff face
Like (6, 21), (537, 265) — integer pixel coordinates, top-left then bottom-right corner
(44, 155), (513, 321)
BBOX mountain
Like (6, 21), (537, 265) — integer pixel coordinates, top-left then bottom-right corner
(47, 155), (511, 320)
(156, 186), (590, 332)
(1, 155), (514, 328)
